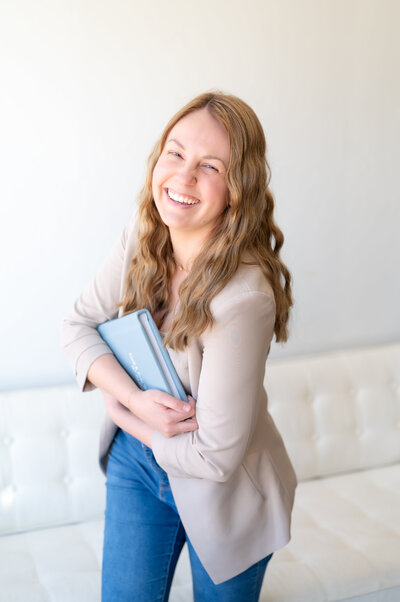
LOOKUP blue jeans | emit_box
[102,429,273,601]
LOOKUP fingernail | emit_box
[184,404,191,412]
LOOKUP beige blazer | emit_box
[61,213,297,584]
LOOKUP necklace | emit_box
[176,262,188,273]
[173,254,189,273]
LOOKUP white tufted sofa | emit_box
[1,342,399,601]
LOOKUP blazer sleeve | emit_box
[152,290,276,482]
[61,220,133,392]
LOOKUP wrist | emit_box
[142,425,155,448]
[127,387,141,415]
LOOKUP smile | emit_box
[167,188,201,205]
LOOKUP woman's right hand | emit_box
[128,390,198,438]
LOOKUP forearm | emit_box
[87,353,140,411]
[91,355,198,441]
[105,395,154,448]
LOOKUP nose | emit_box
[176,161,197,184]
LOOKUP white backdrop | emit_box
[1,0,399,390]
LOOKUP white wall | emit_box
[1,0,399,390]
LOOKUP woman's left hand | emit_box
[128,388,198,438]
[101,389,198,443]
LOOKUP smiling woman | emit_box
[152,108,231,252]
[61,91,296,601]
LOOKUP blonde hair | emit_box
[118,91,293,350]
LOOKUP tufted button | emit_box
[3,436,13,446]
[60,429,69,438]
[64,476,73,485]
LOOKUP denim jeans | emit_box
[102,429,273,602]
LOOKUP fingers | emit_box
[132,390,198,438]
[153,391,196,414]
[176,397,198,433]
[154,392,188,412]
[167,416,199,437]
[158,394,198,437]
[163,399,196,424]
[159,413,199,438]
[181,417,199,432]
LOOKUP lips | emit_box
[166,188,201,205]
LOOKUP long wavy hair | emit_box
[118,91,293,350]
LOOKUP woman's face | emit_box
[152,108,230,241]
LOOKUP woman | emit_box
[62,91,297,601]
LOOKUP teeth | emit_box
[167,189,200,205]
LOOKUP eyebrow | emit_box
[167,138,227,170]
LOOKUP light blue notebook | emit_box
[97,309,187,402]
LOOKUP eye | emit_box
[168,150,183,159]
[202,163,219,172]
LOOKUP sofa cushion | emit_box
[266,343,400,480]
[1,464,399,602]
[0,387,105,535]
[261,463,400,601]
[0,520,103,602]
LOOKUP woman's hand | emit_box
[128,389,198,438]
